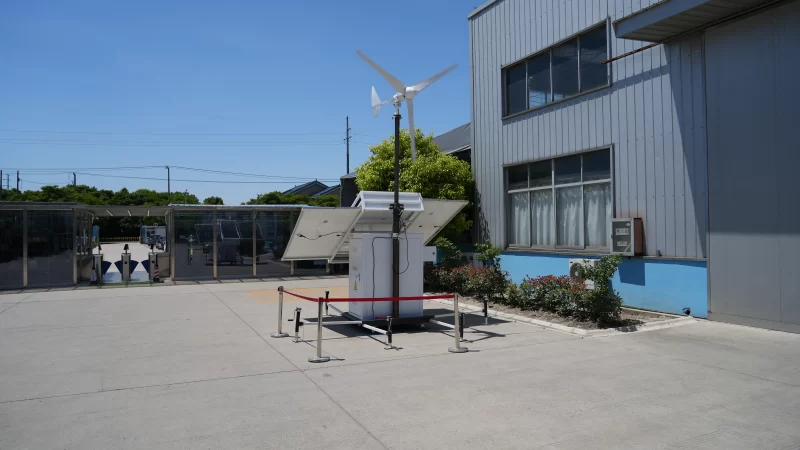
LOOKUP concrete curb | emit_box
[431,299,696,337]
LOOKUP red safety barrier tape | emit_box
[281,290,454,303]
[281,290,319,301]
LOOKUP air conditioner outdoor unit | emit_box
[463,252,483,268]
[569,258,598,288]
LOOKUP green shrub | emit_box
[434,237,464,269]
[504,283,525,308]
[523,275,586,315]
[443,265,472,295]
[474,241,501,269]
[513,255,624,324]
[423,264,443,291]
[573,255,623,323]
[466,267,510,302]
[575,288,623,325]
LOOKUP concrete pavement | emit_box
[1,278,798,449]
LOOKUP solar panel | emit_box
[281,191,467,263]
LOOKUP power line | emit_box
[3,165,162,172]
[5,165,341,182]
[75,172,339,184]
[19,178,66,186]
[0,139,351,148]
[169,166,330,180]
[0,128,356,137]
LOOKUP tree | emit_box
[310,195,339,207]
[203,196,224,205]
[244,191,339,207]
[355,128,473,241]
[246,191,308,205]
[2,184,201,236]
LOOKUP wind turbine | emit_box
[356,50,457,161]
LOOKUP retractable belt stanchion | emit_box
[308,297,330,363]
[449,294,469,353]
[325,291,329,316]
[293,307,302,342]
[279,289,467,358]
[459,312,466,342]
[271,286,289,338]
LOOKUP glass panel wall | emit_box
[173,211,214,279]
[0,210,24,288]
[216,211,255,278]
[76,211,94,282]
[256,210,297,278]
[28,210,74,286]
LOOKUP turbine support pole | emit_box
[391,101,403,318]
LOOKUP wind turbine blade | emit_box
[407,98,417,161]
[409,64,458,93]
[371,86,382,118]
[356,50,407,94]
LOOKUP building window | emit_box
[507,149,612,250]
[503,23,608,117]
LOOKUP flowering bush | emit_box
[424,240,623,326]
[466,267,509,301]
[510,255,623,324]
[505,283,525,309]
[447,265,473,295]
[522,275,586,316]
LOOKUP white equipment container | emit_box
[348,233,424,320]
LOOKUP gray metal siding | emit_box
[705,0,800,332]
[470,0,708,258]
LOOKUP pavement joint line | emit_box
[0,368,303,405]
[203,285,390,450]
[0,293,35,316]
[0,318,207,336]
[669,356,800,390]
[299,333,586,373]
[599,335,800,390]
[18,290,207,304]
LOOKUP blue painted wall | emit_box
[500,252,708,317]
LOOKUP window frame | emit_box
[505,147,614,253]
[501,20,611,119]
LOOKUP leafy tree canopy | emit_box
[244,191,339,207]
[1,185,199,206]
[202,196,224,205]
[355,128,474,240]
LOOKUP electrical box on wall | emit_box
[610,218,643,256]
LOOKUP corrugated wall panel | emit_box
[470,0,709,259]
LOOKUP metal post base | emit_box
[271,332,289,338]
[308,356,331,363]
[448,346,469,353]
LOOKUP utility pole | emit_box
[73,173,76,186]
[0,170,3,200]
[345,116,352,173]
[16,171,20,191]
[165,165,170,203]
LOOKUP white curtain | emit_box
[509,192,530,246]
[557,187,581,246]
[584,183,611,248]
[531,190,553,245]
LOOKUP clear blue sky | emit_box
[0,1,474,204]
